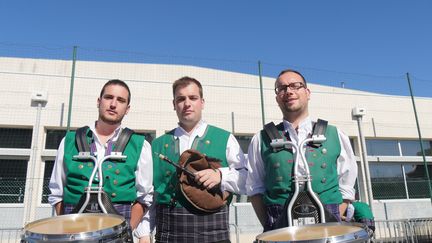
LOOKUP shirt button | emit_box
[321,178,327,183]
[321,163,327,169]
[111,192,117,198]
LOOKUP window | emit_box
[366,139,399,156]
[370,163,405,199]
[41,161,55,203]
[404,164,432,199]
[45,129,67,149]
[370,162,432,200]
[0,159,28,203]
[400,140,432,156]
[234,135,253,154]
[349,138,356,155]
[0,128,32,148]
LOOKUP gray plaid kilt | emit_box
[64,203,132,222]
[155,204,230,243]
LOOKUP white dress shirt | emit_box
[48,123,154,208]
[246,116,357,201]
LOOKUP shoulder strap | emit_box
[75,126,91,152]
[114,127,134,153]
[264,122,282,140]
[312,119,328,137]
[311,119,328,146]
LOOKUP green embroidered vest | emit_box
[63,128,145,204]
[152,125,230,207]
[261,122,342,206]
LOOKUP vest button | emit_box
[78,164,84,169]
[107,164,112,169]
[205,140,211,145]
[164,144,169,148]
[87,163,93,167]
[115,169,120,175]
[321,163,327,169]
[111,192,116,197]
[322,148,327,154]
[276,176,283,182]
[113,180,118,185]
[321,178,327,183]
[166,171,172,177]
[273,163,280,168]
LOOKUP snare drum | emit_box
[21,213,130,242]
[256,222,369,243]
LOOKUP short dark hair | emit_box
[100,79,131,104]
[275,69,307,88]
[172,76,203,98]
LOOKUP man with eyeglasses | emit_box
[246,69,358,231]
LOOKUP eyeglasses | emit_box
[275,82,306,94]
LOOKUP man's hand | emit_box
[138,235,151,243]
[130,202,146,230]
[194,168,221,190]
[54,201,64,215]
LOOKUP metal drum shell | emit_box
[21,213,129,243]
[256,222,369,243]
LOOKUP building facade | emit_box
[0,57,431,229]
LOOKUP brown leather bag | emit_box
[178,149,230,213]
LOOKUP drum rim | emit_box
[256,222,369,243]
[22,213,127,241]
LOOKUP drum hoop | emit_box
[22,213,127,241]
[256,222,369,243]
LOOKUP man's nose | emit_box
[110,99,118,107]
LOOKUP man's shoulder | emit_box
[207,124,230,135]
[152,129,176,142]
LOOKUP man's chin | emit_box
[100,116,122,125]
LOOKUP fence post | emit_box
[67,46,78,131]
[258,61,265,126]
[406,72,432,203]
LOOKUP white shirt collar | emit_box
[90,121,122,144]
[282,116,312,143]
[174,120,207,139]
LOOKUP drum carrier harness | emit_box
[71,126,134,215]
[265,119,337,227]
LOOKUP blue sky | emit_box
[1,1,431,97]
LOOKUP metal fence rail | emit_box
[0,228,21,243]
[373,218,432,243]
